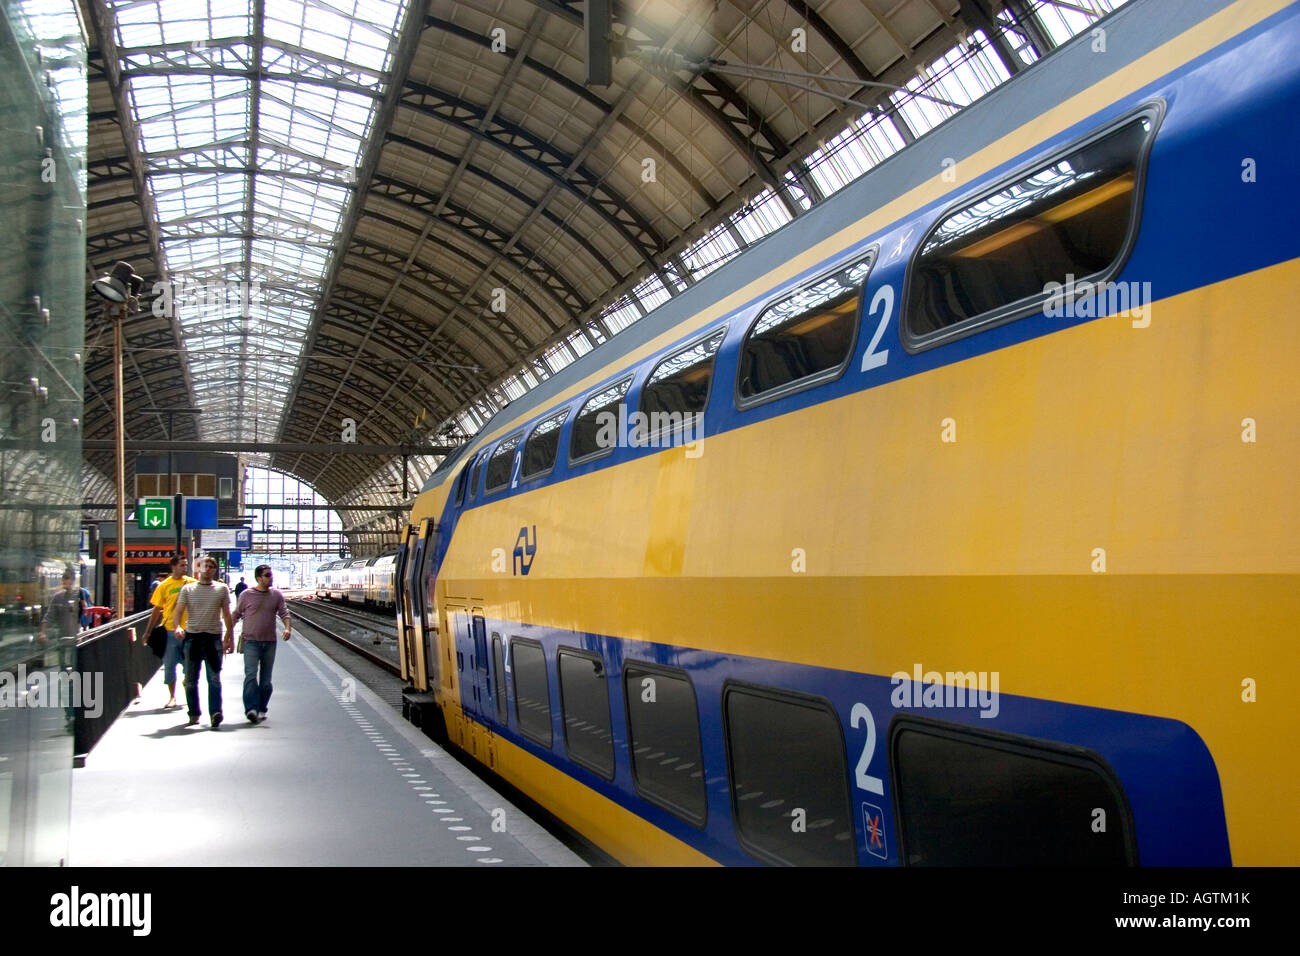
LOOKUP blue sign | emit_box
[228,550,242,569]
[235,527,252,549]
[184,497,218,529]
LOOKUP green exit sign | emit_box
[138,497,173,530]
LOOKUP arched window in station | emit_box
[241,467,347,587]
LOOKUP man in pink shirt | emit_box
[232,565,291,724]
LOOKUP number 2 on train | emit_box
[851,702,884,794]
[860,285,893,372]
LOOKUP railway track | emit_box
[288,599,400,675]
[298,599,398,639]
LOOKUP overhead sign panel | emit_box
[184,497,219,529]
[137,497,172,530]
[202,527,252,550]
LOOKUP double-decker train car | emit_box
[316,554,398,610]
[395,0,1299,866]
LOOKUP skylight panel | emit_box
[109,0,410,444]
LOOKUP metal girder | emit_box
[1002,0,1056,58]
[523,0,798,209]
[283,376,429,449]
[116,35,385,98]
[382,134,622,284]
[958,0,1028,75]
[322,286,505,389]
[334,263,522,384]
[275,0,427,454]
[396,80,667,269]
[352,207,574,333]
[343,231,553,358]
[83,16,198,410]
[368,179,589,315]
[423,13,715,210]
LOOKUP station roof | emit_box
[80,0,1121,546]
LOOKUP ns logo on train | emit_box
[489,526,537,575]
[513,525,536,576]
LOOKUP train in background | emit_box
[392,0,1300,866]
[0,551,71,629]
[315,553,397,610]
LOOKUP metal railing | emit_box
[71,610,156,763]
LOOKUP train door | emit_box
[462,608,495,723]
[447,606,497,765]
[395,526,415,682]
[399,519,434,690]
[418,520,440,694]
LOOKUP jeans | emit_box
[183,632,223,719]
[162,629,186,686]
[242,640,277,715]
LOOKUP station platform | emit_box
[69,633,584,867]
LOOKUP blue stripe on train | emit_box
[451,615,1230,866]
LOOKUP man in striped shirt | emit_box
[174,555,234,728]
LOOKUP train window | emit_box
[722,683,856,866]
[624,663,706,827]
[638,329,725,443]
[467,455,483,501]
[558,649,615,780]
[453,466,467,505]
[889,716,1137,866]
[492,634,507,724]
[484,433,523,494]
[472,614,488,674]
[904,107,1159,349]
[569,376,632,464]
[738,252,875,405]
[511,639,551,748]
[521,407,570,481]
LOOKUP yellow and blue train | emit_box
[394,0,1299,865]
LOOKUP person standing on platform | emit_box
[232,565,291,724]
[144,555,194,709]
[233,576,248,598]
[39,568,85,643]
[174,555,234,729]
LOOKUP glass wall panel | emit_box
[0,0,87,866]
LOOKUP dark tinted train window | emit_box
[468,456,483,501]
[492,634,507,724]
[723,685,855,866]
[639,330,725,437]
[511,639,551,747]
[521,407,569,480]
[569,376,632,462]
[739,253,874,402]
[558,650,615,780]
[890,717,1136,866]
[472,614,487,674]
[484,432,522,493]
[906,111,1155,344]
[453,467,467,504]
[625,663,706,826]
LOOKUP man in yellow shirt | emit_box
[145,554,195,708]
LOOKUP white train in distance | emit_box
[314,553,397,611]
